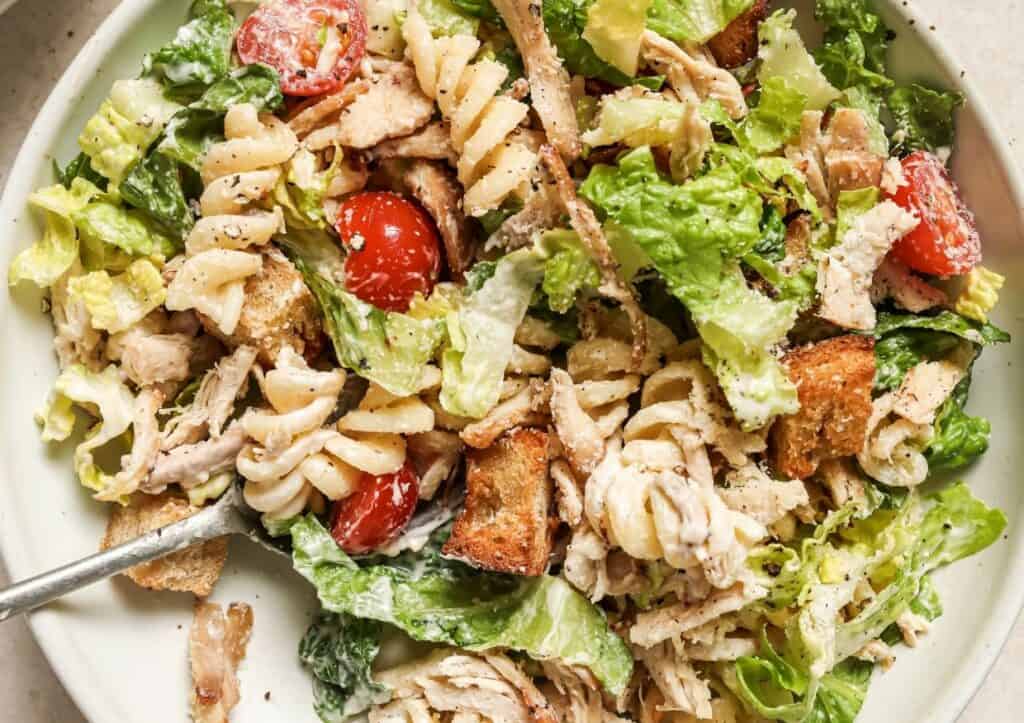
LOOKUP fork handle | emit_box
[0,498,242,622]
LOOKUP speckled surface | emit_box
[0,1,1021,721]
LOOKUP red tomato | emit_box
[236,0,366,97]
[337,192,442,312]
[330,461,420,554]
[887,150,981,277]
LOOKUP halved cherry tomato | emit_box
[236,0,367,97]
[886,150,981,277]
[336,192,442,312]
[330,461,420,554]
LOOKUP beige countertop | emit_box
[0,0,1022,721]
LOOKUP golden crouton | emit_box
[101,492,228,597]
[443,428,554,576]
[770,335,875,480]
[199,247,324,366]
[708,0,769,68]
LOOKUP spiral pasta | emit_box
[402,1,538,216]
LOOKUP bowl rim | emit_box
[1,1,1023,722]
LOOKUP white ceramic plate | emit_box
[1,1,1023,722]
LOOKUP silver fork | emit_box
[0,482,286,623]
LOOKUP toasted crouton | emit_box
[443,428,554,576]
[199,247,323,366]
[101,492,228,597]
[770,335,875,479]
[708,0,769,68]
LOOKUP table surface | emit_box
[1,0,1022,721]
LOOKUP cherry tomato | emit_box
[887,150,981,277]
[236,0,367,97]
[337,192,442,312]
[330,461,420,554]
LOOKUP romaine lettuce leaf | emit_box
[925,373,991,471]
[78,79,183,187]
[441,248,545,418]
[834,186,880,242]
[72,201,177,261]
[299,612,391,722]
[707,142,822,221]
[143,0,236,102]
[540,230,600,314]
[293,258,446,397]
[67,259,166,333]
[955,266,1005,324]
[120,151,194,236]
[837,87,889,156]
[736,77,808,154]
[887,84,964,155]
[420,0,480,36]
[158,64,284,171]
[646,0,756,44]
[581,95,689,148]
[581,147,797,428]
[55,153,108,191]
[8,179,104,288]
[542,0,633,86]
[290,514,634,696]
[758,10,840,111]
[814,0,894,104]
[582,0,652,77]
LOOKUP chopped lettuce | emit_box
[78,79,183,187]
[293,257,446,397]
[8,179,104,288]
[142,0,236,102]
[274,147,339,230]
[67,259,166,333]
[837,87,889,156]
[299,612,391,722]
[708,142,822,221]
[441,248,545,418]
[419,0,480,37]
[290,515,634,696]
[159,63,284,171]
[736,77,808,154]
[45,365,135,496]
[542,0,634,86]
[120,151,193,236]
[758,10,840,111]
[925,372,991,472]
[582,95,688,148]
[582,0,652,77]
[814,0,894,99]
[835,187,880,242]
[540,230,600,314]
[887,84,964,155]
[646,0,756,44]
[72,201,177,261]
[955,266,1005,324]
[581,147,798,428]
[55,153,108,191]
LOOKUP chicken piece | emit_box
[190,601,253,723]
[550,368,606,478]
[630,581,765,648]
[542,146,647,367]
[872,257,949,313]
[539,662,628,723]
[402,160,477,276]
[372,121,458,166]
[707,0,769,68]
[892,358,965,426]
[108,322,194,388]
[818,200,920,330]
[407,430,464,500]
[634,641,712,720]
[305,64,434,150]
[785,111,831,218]
[198,248,323,367]
[719,464,810,526]
[101,492,229,597]
[149,420,248,492]
[443,428,554,576]
[162,346,258,450]
[490,0,581,159]
[103,388,166,501]
[288,80,370,137]
[485,177,562,252]
[642,30,748,119]
[460,379,550,449]
[816,457,867,508]
[825,108,885,196]
[770,335,876,480]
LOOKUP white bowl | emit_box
[1,1,1022,722]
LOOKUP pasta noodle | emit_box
[402,1,538,216]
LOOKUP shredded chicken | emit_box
[190,601,253,723]
[641,30,747,119]
[403,160,476,276]
[542,145,647,367]
[148,420,248,492]
[634,642,712,720]
[719,464,811,526]
[288,80,370,137]
[630,580,767,648]
[854,639,895,670]
[872,257,949,313]
[818,200,920,330]
[108,319,194,389]
[491,0,581,159]
[826,108,885,196]
[102,388,165,501]
[786,111,831,218]
[540,662,629,723]
[460,378,550,449]
[485,177,563,252]
[407,430,464,500]
[550,368,606,478]
[162,345,258,451]
[816,457,867,508]
[50,267,104,371]
[373,121,459,166]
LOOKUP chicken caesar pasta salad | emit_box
[7,0,1013,720]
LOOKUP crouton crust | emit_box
[443,428,554,576]
[708,0,769,69]
[770,335,875,479]
[199,247,324,366]
[101,492,228,597]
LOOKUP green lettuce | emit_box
[299,612,391,722]
[420,0,480,36]
[67,259,166,333]
[158,63,284,171]
[582,0,652,76]
[646,0,756,44]
[72,201,177,261]
[290,515,634,696]
[143,0,236,102]
[887,84,964,155]
[540,230,600,314]
[441,249,545,418]
[293,258,446,397]
[581,147,798,428]
[814,0,893,98]
[837,87,889,156]
[274,147,341,231]
[925,373,991,471]
[758,10,840,111]
[707,142,822,221]
[542,0,634,86]
[8,179,104,288]
[120,151,193,236]
[78,79,183,187]
[835,186,880,242]
[582,95,689,148]
[55,153,108,191]
[734,77,808,154]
